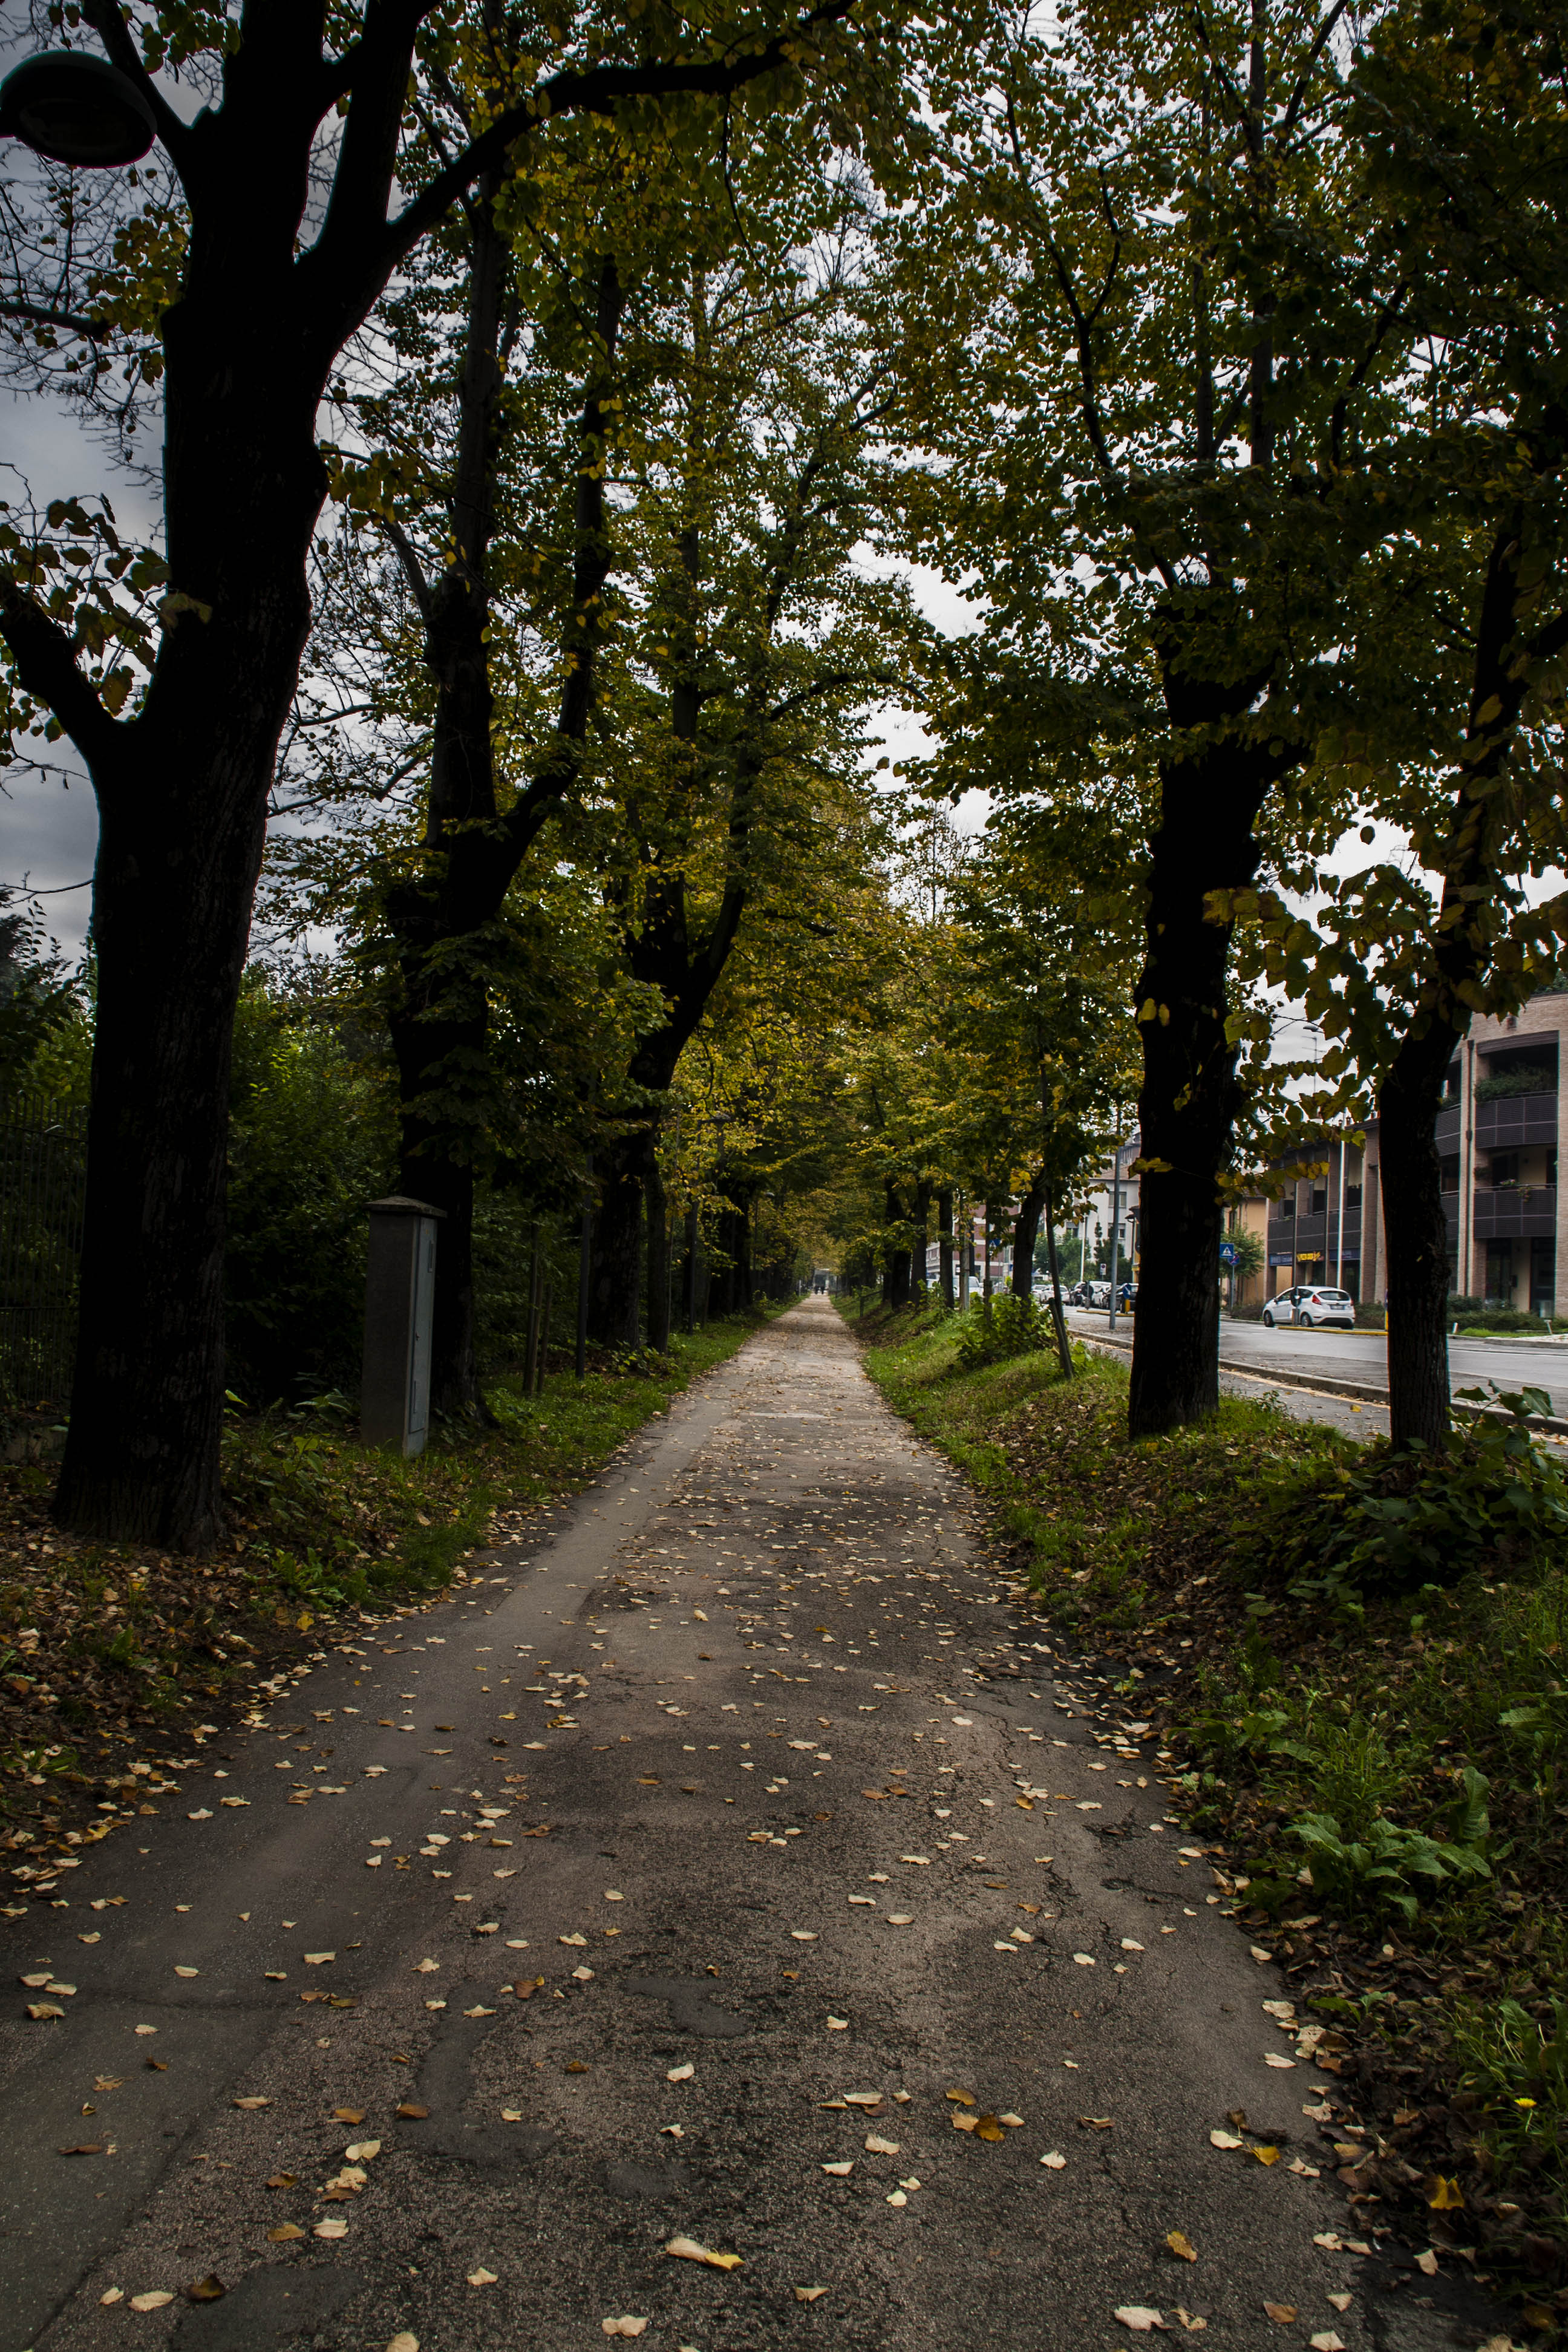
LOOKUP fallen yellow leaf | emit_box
[1166,2232,1197,2264]
[1264,2304,1298,2324]
[665,2236,743,2271]
[1424,2174,1465,2210]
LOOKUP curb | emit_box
[1073,1328,1568,1440]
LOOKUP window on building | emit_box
[1489,1151,1520,1189]
[1273,1196,1295,1223]
[1439,1157,1460,1192]
[1530,1236,1556,1316]
[1344,1183,1362,1209]
[1311,1187,1327,1214]
[1443,1060,1462,1103]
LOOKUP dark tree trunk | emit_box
[1375,514,1540,1449]
[1378,1036,1455,1450]
[912,1181,931,1299]
[588,1133,646,1348]
[646,1161,671,1356]
[1044,1186,1074,1378]
[47,357,325,1542]
[710,1208,738,1316]
[682,1202,699,1333]
[735,1197,754,1310]
[382,241,626,1417]
[1011,1171,1047,1300]
[54,675,294,1541]
[938,1187,955,1310]
[387,1001,488,1422]
[1129,655,1293,1439]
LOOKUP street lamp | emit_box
[0,50,156,166]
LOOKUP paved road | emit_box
[2,1302,1501,2351]
[1070,1310,1567,1415]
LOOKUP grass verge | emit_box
[0,1311,771,1897]
[852,1295,1568,2326]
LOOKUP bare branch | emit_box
[0,299,110,339]
[1281,0,1351,135]
[80,0,200,172]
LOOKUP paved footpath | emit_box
[1,1301,1506,2352]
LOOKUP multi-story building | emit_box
[1258,987,1565,1318]
[1436,992,1562,1315]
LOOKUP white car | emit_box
[1263,1285,1355,1331]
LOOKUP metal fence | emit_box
[0,1093,87,1411]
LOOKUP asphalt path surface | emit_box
[1,1301,1506,2351]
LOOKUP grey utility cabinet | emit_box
[361,1196,444,1455]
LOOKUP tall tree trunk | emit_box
[1129,658,1290,1438]
[1044,1186,1074,1378]
[1011,1170,1047,1299]
[938,1187,955,1310]
[588,1134,646,1347]
[44,365,325,1541]
[682,1202,699,1333]
[1378,1034,1455,1451]
[646,1160,671,1356]
[387,1002,485,1423]
[706,1209,728,1318]
[736,1196,754,1309]
[382,241,626,1417]
[912,1180,931,1299]
[53,700,289,1543]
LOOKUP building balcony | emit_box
[1475,1092,1558,1149]
[1472,1186,1558,1241]
[1435,1103,1462,1148]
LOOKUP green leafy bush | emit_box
[1289,1799,1492,1924]
[955,1293,1050,1368]
[224,979,395,1403]
[1474,1065,1555,1103]
[1233,1387,1568,1596]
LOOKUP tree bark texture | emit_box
[1377,1040,1455,1450]
[1374,515,1552,1448]
[1011,1170,1047,1300]
[384,235,625,1417]
[587,1132,647,1349]
[682,1203,700,1332]
[1044,1186,1074,1378]
[1129,650,1293,1440]
[646,1162,671,1356]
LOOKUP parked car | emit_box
[1262,1284,1355,1330]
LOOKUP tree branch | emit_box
[80,0,199,172]
[0,299,110,338]
[0,574,123,771]
[1281,0,1350,135]
[381,0,859,270]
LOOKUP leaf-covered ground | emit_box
[853,1299,1568,2331]
[0,1315,770,1907]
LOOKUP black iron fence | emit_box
[0,1093,86,1411]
